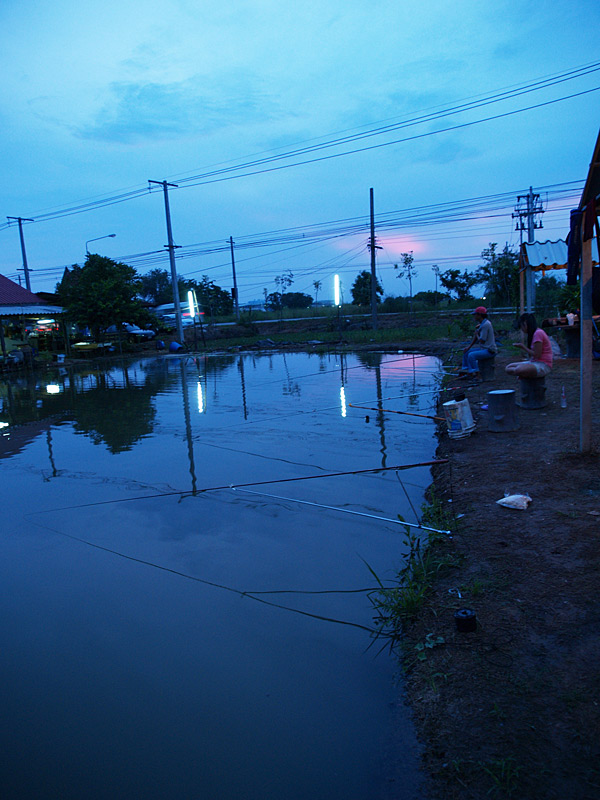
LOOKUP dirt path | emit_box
[385,351,600,799]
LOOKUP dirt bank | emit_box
[385,349,600,799]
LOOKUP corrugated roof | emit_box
[0,304,63,316]
[0,273,45,305]
[522,239,599,269]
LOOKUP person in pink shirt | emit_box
[506,313,553,378]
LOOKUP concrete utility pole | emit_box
[513,187,544,312]
[368,188,381,331]
[149,180,184,343]
[229,236,240,321]
[7,216,34,292]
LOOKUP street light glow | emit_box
[334,274,341,307]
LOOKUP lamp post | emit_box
[85,233,116,254]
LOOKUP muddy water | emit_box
[0,351,442,799]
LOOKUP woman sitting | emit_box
[506,313,553,378]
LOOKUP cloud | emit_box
[76,73,278,143]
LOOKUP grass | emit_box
[368,488,459,641]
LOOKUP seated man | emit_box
[459,306,497,377]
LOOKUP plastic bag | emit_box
[496,493,532,510]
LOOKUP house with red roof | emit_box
[0,273,63,358]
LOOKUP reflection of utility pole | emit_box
[229,237,240,322]
[374,364,387,468]
[238,356,248,420]
[7,216,34,291]
[180,360,197,494]
[149,180,184,342]
[513,187,544,312]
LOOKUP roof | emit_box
[521,238,599,270]
[0,273,47,305]
[579,126,600,211]
[0,273,63,315]
[0,304,64,317]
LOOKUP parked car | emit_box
[106,323,155,340]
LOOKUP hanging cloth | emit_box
[566,209,582,285]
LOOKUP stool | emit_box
[477,355,496,382]
[516,376,546,409]
[487,389,519,431]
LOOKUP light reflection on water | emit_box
[0,351,442,799]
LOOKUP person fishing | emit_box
[505,313,553,377]
[458,306,497,378]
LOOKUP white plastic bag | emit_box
[496,493,532,510]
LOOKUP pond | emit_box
[0,350,443,799]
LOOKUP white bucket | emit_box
[443,398,475,439]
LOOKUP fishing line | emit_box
[349,403,445,421]
[26,516,388,635]
[28,461,448,515]
[231,487,452,536]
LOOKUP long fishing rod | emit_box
[349,403,445,422]
[31,460,449,515]
[233,487,453,536]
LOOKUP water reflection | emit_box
[0,351,442,800]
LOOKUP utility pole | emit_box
[432,264,440,307]
[149,180,183,343]
[513,187,544,312]
[7,216,34,292]
[229,236,240,321]
[368,188,381,330]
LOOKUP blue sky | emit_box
[1,0,599,303]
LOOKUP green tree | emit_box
[351,270,383,306]
[394,252,417,310]
[438,268,481,301]
[313,280,322,304]
[281,292,313,309]
[475,243,519,306]
[56,255,145,340]
[193,275,233,317]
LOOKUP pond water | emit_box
[0,350,443,800]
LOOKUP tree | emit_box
[265,291,283,310]
[193,275,233,317]
[475,243,519,307]
[394,252,417,310]
[438,268,481,301]
[274,271,294,294]
[351,270,383,306]
[281,292,313,309]
[56,254,145,340]
[313,280,322,305]
[139,268,174,305]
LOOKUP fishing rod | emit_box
[349,403,445,422]
[233,487,453,536]
[31,460,449,514]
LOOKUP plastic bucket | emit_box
[442,398,475,439]
[56,354,65,364]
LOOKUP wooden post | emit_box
[580,234,593,453]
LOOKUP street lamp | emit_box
[85,233,116,254]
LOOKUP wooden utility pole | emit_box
[7,216,34,292]
[229,236,240,321]
[369,188,378,331]
[149,180,183,343]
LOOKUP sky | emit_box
[0,0,599,305]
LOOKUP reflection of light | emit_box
[188,290,196,320]
[340,386,347,417]
[197,381,204,413]
[0,421,9,429]
[334,274,341,307]
[46,384,60,394]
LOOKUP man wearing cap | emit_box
[459,306,497,377]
